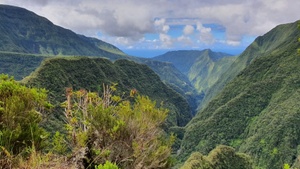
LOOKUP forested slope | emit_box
[200,20,300,110]
[23,57,193,128]
[179,20,300,169]
[0,5,125,58]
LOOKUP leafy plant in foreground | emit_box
[62,84,174,168]
[0,74,52,167]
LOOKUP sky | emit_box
[0,0,299,57]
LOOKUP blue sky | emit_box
[1,0,299,57]
[122,23,256,57]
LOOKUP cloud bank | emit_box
[1,0,299,49]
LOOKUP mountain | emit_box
[0,52,45,80]
[0,4,129,81]
[0,5,199,127]
[23,57,193,129]
[153,49,233,75]
[0,4,197,114]
[179,20,300,168]
[141,59,203,115]
[0,5,125,58]
[152,50,236,104]
[200,20,300,110]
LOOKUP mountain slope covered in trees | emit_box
[199,20,300,110]
[0,4,197,115]
[2,4,300,168]
[179,20,300,169]
[0,52,45,80]
[23,57,193,128]
[0,5,126,58]
[142,59,202,115]
[152,49,236,94]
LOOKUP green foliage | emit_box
[0,4,194,131]
[95,161,119,169]
[0,5,125,59]
[201,20,300,110]
[0,5,195,125]
[24,57,192,129]
[180,145,253,169]
[51,131,67,154]
[152,49,236,111]
[0,74,51,166]
[179,20,300,169]
[208,145,252,169]
[180,152,212,169]
[62,87,174,168]
[144,59,202,115]
[0,52,45,80]
[283,163,291,169]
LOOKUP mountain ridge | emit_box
[23,57,193,128]
[0,4,126,58]
[152,49,236,110]
[179,20,300,168]
[199,20,300,110]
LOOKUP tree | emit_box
[63,84,174,168]
[0,74,51,166]
[180,145,253,169]
[180,152,212,169]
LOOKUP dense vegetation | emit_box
[0,52,46,80]
[1,4,300,169]
[180,145,252,169]
[152,49,235,95]
[0,5,126,58]
[23,57,192,129]
[0,5,199,117]
[0,74,174,168]
[0,74,51,168]
[200,20,300,110]
[143,59,202,115]
[179,20,300,168]
[152,49,236,112]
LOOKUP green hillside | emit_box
[200,20,300,110]
[188,51,236,93]
[0,4,196,113]
[0,5,125,58]
[0,52,45,80]
[152,50,214,75]
[179,20,300,168]
[1,4,300,169]
[23,57,193,128]
[152,49,235,99]
[142,59,203,115]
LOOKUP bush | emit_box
[95,161,119,169]
[62,85,174,168]
[0,74,51,167]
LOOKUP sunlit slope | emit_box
[180,20,300,168]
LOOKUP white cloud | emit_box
[196,22,215,44]
[159,33,173,48]
[177,36,193,46]
[226,40,241,46]
[154,18,166,27]
[162,25,170,33]
[183,25,194,35]
[1,0,300,49]
[154,18,170,33]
